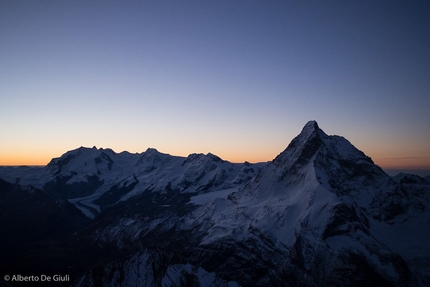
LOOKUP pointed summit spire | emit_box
[301,120,320,136]
[304,120,319,129]
[272,121,327,171]
[292,120,325,147]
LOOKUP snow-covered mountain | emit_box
[0,147,264,219]
[0,121,429,286]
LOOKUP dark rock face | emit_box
[43,173,104,199]
[94,177,139,208]
[322,203,369,239]
[0,178,91,276]
[0,121,429,286]
[75,248,237,287]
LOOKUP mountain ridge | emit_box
[0,121,429,286]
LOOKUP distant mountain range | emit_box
[1,121,429,286]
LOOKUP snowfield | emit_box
[1,121,429,286]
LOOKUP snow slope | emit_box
[0,147,265,218]
[1,121,429,286]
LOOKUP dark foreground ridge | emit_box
[0,121,429,286]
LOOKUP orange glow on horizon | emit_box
[372,157,430,170]
[0,154,51,166]
[0,148,275,166]
[2,150,430,171]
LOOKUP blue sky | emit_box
[1,1,429,172]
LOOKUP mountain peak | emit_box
[280,121,327,155]
[144,147,160,155]
[272,120,325,166]
[297,120,324,139]
[298,119,322,137]
[303,120,319,131]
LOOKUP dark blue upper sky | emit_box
[1,0,429,170]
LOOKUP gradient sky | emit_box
[1,1,429,172]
